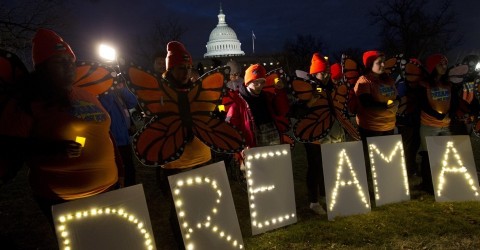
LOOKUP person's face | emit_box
[247,78,265,94]
[314,70,330,84]
[371,56,386,75]
[153,57,165,74]
[230,73,239,81]
[435,59,448,75]
[44,54,76,89]
[171,63,192,84]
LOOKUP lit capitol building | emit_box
[199,4,280,74]
[204,5,245,58]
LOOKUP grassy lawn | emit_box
[1,136,480,249]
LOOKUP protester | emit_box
[225,63,289,148]
[292,53,346,215]
[417,54,455,194]
[354,50,398,197]
[98,82,138,186]
[159,41,213,250]
[0,28,120,222]
[225,59,244,91]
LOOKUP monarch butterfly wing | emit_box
[190,67,245,153]
[341,55,360,87]
[120,61,169,116]
[281,133,296,150]
[404,60,424,87]
[74,61,117,95]
[133,115,187,166]
[0,49,28,112]
[332,83,360,140]
[290,77,315,101]
[293,91,332,142]
[474,117,480,138]
[448,64,469,85]
[264,68,287,94]
[120,60,187,165]
[384,56,398,76]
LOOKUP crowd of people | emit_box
[1,27,479,249]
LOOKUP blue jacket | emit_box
[99,87,138,146]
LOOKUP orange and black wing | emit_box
[332,83,360,140]
[74,61,117,96]
[341,55,360,87]
[290,77,332,142]
[120,61,187,166]
[189,66,245,153]
[264,68,289,94]
[265,68,291,132]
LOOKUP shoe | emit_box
[309,202,326,215]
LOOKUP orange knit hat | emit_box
[426,54,447,74]
[330,63,343,81]
[309,53,329,74]
[165,41,192,70]
[32,28,76,68]
[362,50,384,69]
[244,64,266,85]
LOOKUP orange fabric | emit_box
[362,50,384,69]
[162,137,212,169]
[165,41,192,70]
[425,54,447,74]
[420,83,451,127]
[354,74,397,131]
[330,63,342,81]
[32,28,76,67]
[0,87,117,200]
[244,64,266,85]
[309,53,328,74]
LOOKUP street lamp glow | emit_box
[98,44,117,62]
[475,62,480,72]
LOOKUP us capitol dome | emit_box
[204,5,245,58]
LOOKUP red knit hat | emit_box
[362,50,384,69]
[165,41,192,70]
[32,28,76,68]
[426,54,448,73]
[330,63,343,81]
[309,53,329,74]
[244,64,266,85]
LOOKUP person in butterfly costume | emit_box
[417,54,458,194]
[354,50,399,195]
[291,54,347,215]
[0,28,120,222]
[225,63,290,150]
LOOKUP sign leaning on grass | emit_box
[426,135,480,202]
[52,184,156,250]
[168,161,244,249]
[367,134,410,206]
[243,144,297,235]
[322,141,371,221]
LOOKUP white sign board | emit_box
[243,144,297,235]
[425,135,480,202]
[367,134,410,206]
[52,184,156,250]
[168,161,244,249]
[321,141,371,221]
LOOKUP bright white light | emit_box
[98,44,117,62]
[475,62,480,72]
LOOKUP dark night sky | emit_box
[37,0,480,64]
